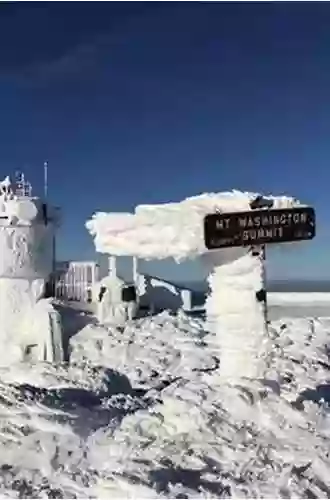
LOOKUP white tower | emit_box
[0,173,60,364]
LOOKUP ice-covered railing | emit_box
[86,190,305,381]
[86,191,301,261]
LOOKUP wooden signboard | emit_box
[204,206,315,250]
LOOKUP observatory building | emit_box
[0,172,62,364]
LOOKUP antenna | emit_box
[44,161,48,199]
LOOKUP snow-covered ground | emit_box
[0,296,329,498]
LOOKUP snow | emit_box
[205,251,268,379]
[0,301,329,497]
[0,224,54,279]
[0,175,12,191]
[94,275,138,326]
[20,299,64,363]
[86,191,301,261]
[0,186,325,496]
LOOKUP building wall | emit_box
[0,224,55,279]
[0,192,59,364]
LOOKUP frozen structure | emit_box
[92,255,139,325]
[98,254,198,314]
[136,273,194,312]
[0,173,62,365]
[52,260,98,302]
[86,191,304,380]
[94,274,139,326]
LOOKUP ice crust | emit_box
[86,191,300,261]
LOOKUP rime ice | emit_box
[87,190,306,380]
[0,174,62,364]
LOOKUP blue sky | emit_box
[0,2,328,282]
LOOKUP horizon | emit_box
[176,276,330,294]
[0,2,328,282]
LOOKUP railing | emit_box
[48,261,98,303]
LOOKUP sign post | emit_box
[203,204,316,380]
[249,197,273,329]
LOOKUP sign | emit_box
[204,207,315,250]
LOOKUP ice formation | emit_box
[86,190,300,261]
[94,275,139,326]
[87,190,303,380]
[0,176,62,365]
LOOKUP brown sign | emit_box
[204,207,315,250]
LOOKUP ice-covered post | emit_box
[202,198,270,380]
[109,255,117,278]
[249,194,275,329]
[202,246,268,379]
[132,256,139,283]
[203,202,315,379]
[86,191,315,382]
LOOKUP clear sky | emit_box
[0,2,329,282]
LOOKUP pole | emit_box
[109,255,117,278]
[132,256,138,283]
[249,196,272,331]
[261,244,268,325]
[44,161,48,199]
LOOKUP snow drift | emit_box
[0,309,329,498]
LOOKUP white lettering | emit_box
[254,216,261,227]
[216,218,230,230]
[239,217,247,228]
[300,212,307,223]
[293,213,300,224]
[247,217,254,228]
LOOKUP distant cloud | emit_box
[31,42,99,80]
[3,35,108,86]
